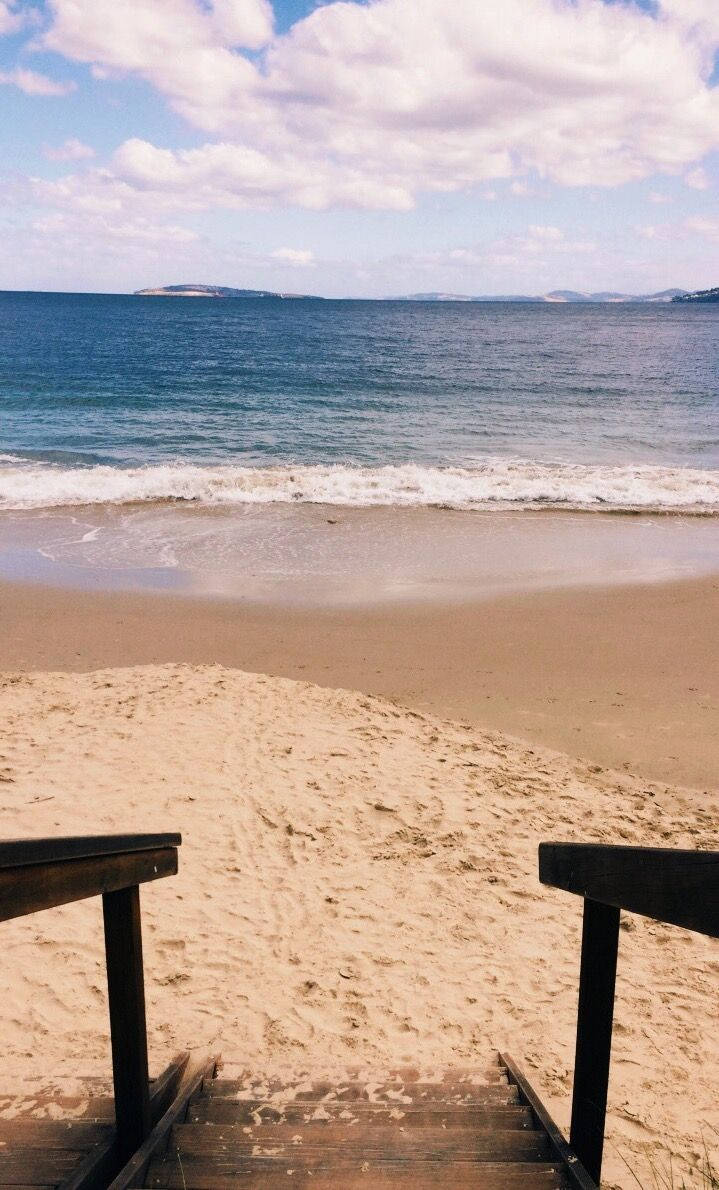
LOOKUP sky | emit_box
[0,0,718,297]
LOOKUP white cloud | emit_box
[0,66,74,95]
[14,0,719,216]
[684,215,719,241]
[44,137,95,161]
[271,247,315,265]
[685,165,709,190]
[43,0,273,127]
[0,2,25,36]
[649,190,672,204]
[0,0,709,239]
[493,225,596,259]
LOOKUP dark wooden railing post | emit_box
[569,897,620,1185]
[103,884,151,1161]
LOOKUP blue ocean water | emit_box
[0,290,718,512]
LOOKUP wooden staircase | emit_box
[129,1058,576,1189]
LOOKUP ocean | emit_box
[1,291,718,600]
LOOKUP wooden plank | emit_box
[147,1054,190,1124]
[103,886,151,1163]
[58,1055,193,1190]
[539,843,719,937]
[188,1099,534,1128]
[58,1139,121,1190]
[144,1156,568,1188]
[170,1122,550,1160]
[0,1149,87,1180]
[0,847,177,922]
[0,834,181,871]
[0,1096,115,1120]
[215,1063,506,1084]
[501,1053,597,1190]
[208,1071,507,1096]
[0,1120,112,1148]
[202,1080,518,1104]
[107,1057,218,1190]
[0,1059,189,1124]
[568,899,620,1186]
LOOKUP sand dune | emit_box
[1,663,718,1187]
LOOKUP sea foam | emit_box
[1,458,719,513]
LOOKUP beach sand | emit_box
[1,573,718,789]
[1,572,718,1187]
[0,662,718,1189]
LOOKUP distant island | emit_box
[134,284,323,299]
[671,286,719,303]
[390,289,687,303]
[134,283,704,303]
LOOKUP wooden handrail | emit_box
[539,842,719,1185]
[0,832,181,1173]
[0,832,181,870]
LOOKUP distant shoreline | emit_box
[2,287,716,302]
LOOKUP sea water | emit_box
[0,291,717,598]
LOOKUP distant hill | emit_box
[134,284,322,299]
[672,286,719,303]
[392,289,687,303]
[136,283,692,303]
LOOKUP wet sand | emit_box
[2,573,717,790]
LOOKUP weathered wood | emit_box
[0,1119,112,1148]
[0,1062,187,1128]
[0,834,181,871]
[144,1155,569,1188]
[188,1098,534,1127]
[539,843,719,937]
[107,1057,218,1190]
[207,1070,507,1096]
[0,1148,88,1179]
[0,847,177,922]
[103,885,151,1163]
[147,1054,190,1125]
[170,1122,550,1160]
[56,1056,193,1190]
[137,1064,583,1189]
[58,1139,121,1190]
[501,1053,597,1190]
[568,898,620,1186]
[203,1078,518,1104]
[0,1095,115,1120]
[215,1062,506,1084]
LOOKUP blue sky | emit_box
[1,0,718,296]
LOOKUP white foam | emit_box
[1,458,718,513]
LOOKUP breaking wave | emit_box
[1,457,719,514]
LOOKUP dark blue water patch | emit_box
[0,291,718,470]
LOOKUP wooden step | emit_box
[0,1095,115,1121]
[213,1064,507,1086]
[170,1121,551,1161]
[114,1061,582,1190]
[202,1080,518,1105]
[0,1148,89,1181]
[0,1119,113,1148]
[144,1156,568,1188]
[187,1098,534,1127]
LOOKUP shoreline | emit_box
[3,571,717,791]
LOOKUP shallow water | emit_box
[2,504,719,603]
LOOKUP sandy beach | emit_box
[0,568,717,1187]
[0,660,718,1190]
